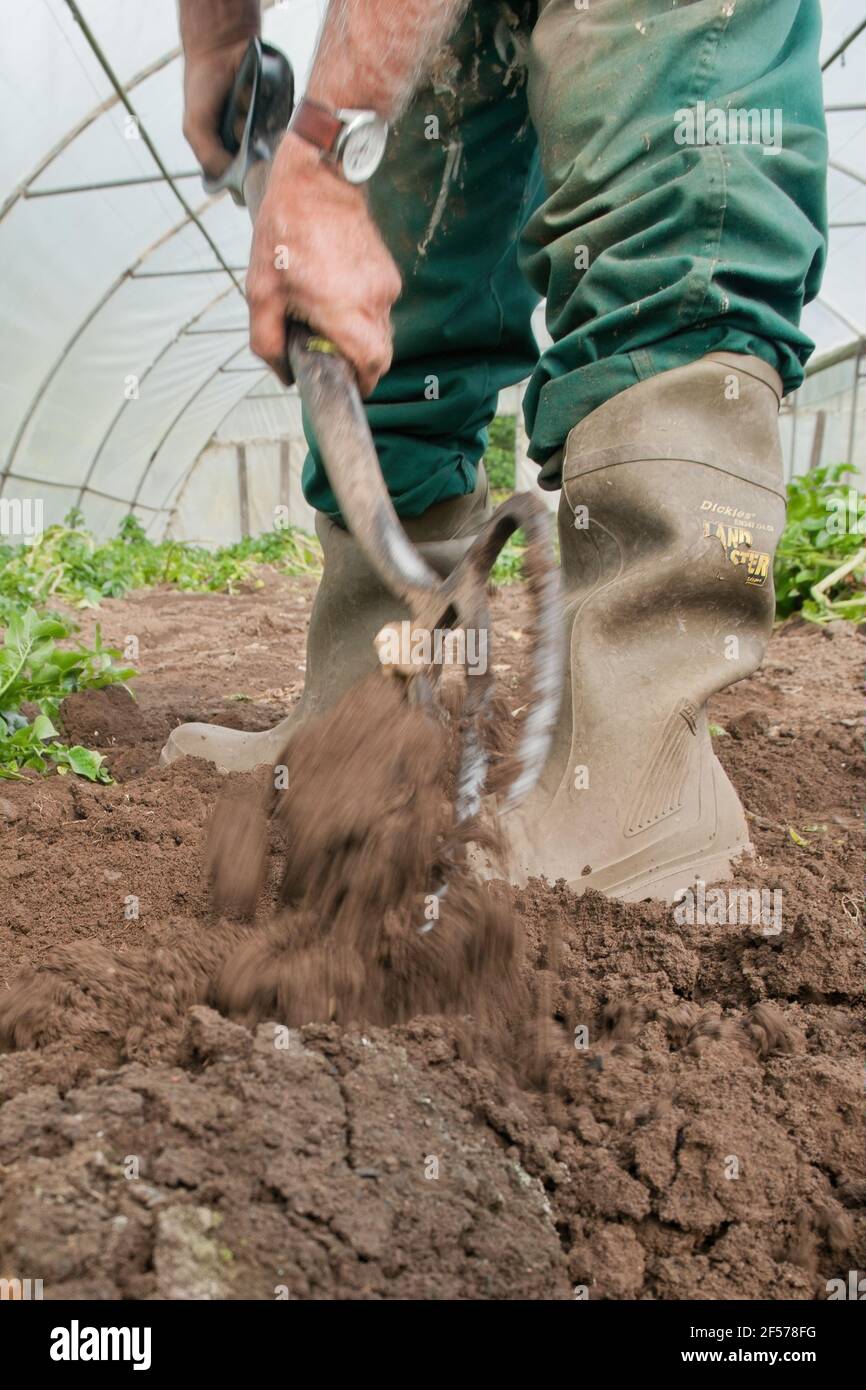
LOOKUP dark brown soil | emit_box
[0,575,863,1300]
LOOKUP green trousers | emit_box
[302,0,827,518]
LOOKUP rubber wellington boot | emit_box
[159,472,490,772]
[505,353,787,902]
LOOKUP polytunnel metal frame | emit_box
[0,0,281,524]
[791,16,866,476]
[1,0,865,533]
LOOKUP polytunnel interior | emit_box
[1,0,865,544]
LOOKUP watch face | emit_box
[341,116,388,184]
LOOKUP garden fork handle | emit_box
[243,160,441,607]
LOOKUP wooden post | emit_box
[237,443,250,538]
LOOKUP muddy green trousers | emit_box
[302,0,827,518]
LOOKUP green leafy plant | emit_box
[775,463,865,623]
[491,529,528,585]
[484,415,516,494]
[0,510,321,612]
[0,608,135,781]
[0,510,321,781]
[484,413,561,586]
[0,712,109,783]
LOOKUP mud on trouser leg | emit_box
[302,1,545,520]
[521,0,827,482]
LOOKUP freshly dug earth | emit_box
[208,674,519,1033]
[0,572,863,1300]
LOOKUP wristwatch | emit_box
[289,97,389,184]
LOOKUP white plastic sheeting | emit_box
[809,0,866,360]
[0,0,864,542]
[778,347,866,487]
[1,0,323,540]
[169,390,315,544]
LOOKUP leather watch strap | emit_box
[289,97,343,155]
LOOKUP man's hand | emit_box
[246,133,401,398]
[178,0,260,177]
[182,40,251,178]
[178,0,462,396]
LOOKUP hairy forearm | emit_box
[307,0,468,118]
[178,0,260,57]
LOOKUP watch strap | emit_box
[289,97,343,156]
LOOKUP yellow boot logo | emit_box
[703,520,771,585]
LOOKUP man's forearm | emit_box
[178,0,259,58]
[307,0,468,119]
